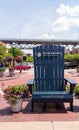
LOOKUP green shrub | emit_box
[26,56,34,62]
[74,85,79,97]
[0,67,5,72]
[66,85,70,92]
[64,54,74,61]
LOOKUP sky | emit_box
[0,0,79,40]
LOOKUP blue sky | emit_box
[0,0,79,40]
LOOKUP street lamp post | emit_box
[12,43,15,67]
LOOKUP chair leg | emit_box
[31,101,34,112]
[70,102,73,111]
[43,103,46,111]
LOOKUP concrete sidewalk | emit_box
[0,121,79,130]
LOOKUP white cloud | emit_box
[39,33,56,39]
[56,4,79,17]
[52,16,70,32]
[52,4,79,32]
[52,16,79,32]
[70,18,79,26]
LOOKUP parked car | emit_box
[14,64,31,70]
[27,62,34,68]
[22,62,28,66]
[64,62,77,69]
[22,62,34,68]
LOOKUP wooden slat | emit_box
[33,44,64,92]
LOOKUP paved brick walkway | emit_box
[0,69,34,88]
[64,69,79,84]
[0,68,79,122]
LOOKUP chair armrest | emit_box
[64,78,77,94]
[27,78,34,94]
[27,78,34,86]
[64,78,77,85]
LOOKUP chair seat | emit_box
[32,91,73,100]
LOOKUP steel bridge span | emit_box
[0,39,79,49]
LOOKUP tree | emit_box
[0,44,7,60]
[8,47,23,58]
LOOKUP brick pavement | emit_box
[0,68,79,122]
[0,69,34,88]
[64,69,79,84]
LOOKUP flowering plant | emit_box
[3,84,30,104]
[6,56,12,61]
[9,66,14,71]
[16,56,23,63]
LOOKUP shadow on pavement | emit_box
[23,101,68,114]
[0,107,12,116]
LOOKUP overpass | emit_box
[0,38,79,49]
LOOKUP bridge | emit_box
[0,38,79,49]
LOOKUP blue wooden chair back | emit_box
[33,44,64,92]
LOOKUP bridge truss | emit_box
[0,39,79,49]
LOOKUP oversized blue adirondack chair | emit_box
[30,44,77,112]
